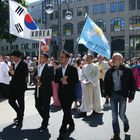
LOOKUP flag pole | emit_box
[37,40,41,98]
[70,13,88,65]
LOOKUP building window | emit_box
[50,25,58,36]
[63,9,67,18]
[77,21,85,34]
[16,45,18,50]
[100,3,106,13]
[77,7,83,16]
[129,0,136,10]
[111,18,125,32]
[63,23,73,35]
[93,4,99,14]
[137,0,140,9]
[118,1,125,11]
[68,0,73,3]
[55,11,59,19]
[129,16,140,30]
[83,6,89,15]
[50,13,54,20]
[130,36,140,50]
[95,19,106,32]
[110,2,117,12]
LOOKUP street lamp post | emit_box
[45,0,72,56]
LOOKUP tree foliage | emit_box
[0,0,27,42]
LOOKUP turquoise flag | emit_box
[78,16,110,59]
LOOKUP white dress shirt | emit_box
[38,63,46,77]
[14,59,21,70]
[62,63,69,76]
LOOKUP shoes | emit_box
[92,110,99,115]
[111,134,121,140]
[72,107,78,110]
[67,126,75,132]
[58,131,66,140]
[13,117,18,122]
[15,121,23,127]
[76,112,87,118]
[38,125,48,132]
[124,123,129,133]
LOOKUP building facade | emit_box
[43,0,140,58]
[0,0,140,59]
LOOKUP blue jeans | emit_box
[110,92,128,135]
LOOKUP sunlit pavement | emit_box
[0,89,140,140]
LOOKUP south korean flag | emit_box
[9,0,39,40]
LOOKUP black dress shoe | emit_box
[67,126,75,132]
[13,117,18,122]
[38,126,48,131]
[111,134,121,140]
[58,131,66,140]
[16,121,23,127]
[92,110,99,115]
[124,123,129,133]
[77,112,87,118]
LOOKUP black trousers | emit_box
[59,98,74,132]
[100,79,105,97]
[8,88,25,121]
[0,83,10,98]
[35,90,51,127]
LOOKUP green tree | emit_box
[0,0,27,42]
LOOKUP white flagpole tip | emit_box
[85,13,88,19]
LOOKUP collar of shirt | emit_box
[14,59,21,70]
[38,63,46,77]
[62,63,69,76]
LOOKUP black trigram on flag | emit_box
[15,23,23,33]
[15,6,24,15]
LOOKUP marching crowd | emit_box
[0,50,140,140]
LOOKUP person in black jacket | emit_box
[55,50,78,139]
[9,50,28,127]
[34,53,54,131]
[104,53,136,140]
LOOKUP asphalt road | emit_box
[0,90,140,140]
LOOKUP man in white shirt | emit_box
[0,55,10,98]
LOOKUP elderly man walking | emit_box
[104,53,136,140]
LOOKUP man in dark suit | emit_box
[55,50,78,139]
[34,53,54,131]
[9,50,28,127]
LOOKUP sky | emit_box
[26,0,40,3]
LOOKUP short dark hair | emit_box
[54,60,59,66]
[76,58,81,66]
[42,52,49,58]
[12,50,21,58]
[61,50,70,58]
